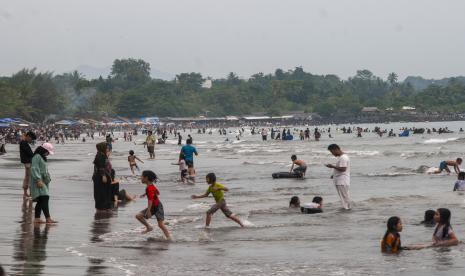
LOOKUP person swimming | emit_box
[301,196,323,214]
[421,210,436,226]
[289,196,300,208]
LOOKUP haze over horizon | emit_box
[1,0,465,80]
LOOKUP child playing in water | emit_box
[381,216,404,253]
[453,172,465,191]
[135,170,171,239]
[420,209,436,226]
[111,169,136,208]
[128,150,144,175]
[434,158,462,174]
[289,196,300,208]
[290,154,307,178]
[172,153,187,183]
[432,208,459,247]
[191,173,244,227]
[301,196,323,214]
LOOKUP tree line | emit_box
[1,58,465,122]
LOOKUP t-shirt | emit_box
[453,180,465,191]
[19,140,34,164]
[206,183,225,203]
[181,145,197,162]
[146,135,156,146]
[381,233,401,253]
[333,154,350,186]
[302,202,321,209]
[434,224,454,241]
[146,184,160,207]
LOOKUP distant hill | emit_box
[403,76,465,90]
[74,64,174,80]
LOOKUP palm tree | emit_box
[387,72,398,87]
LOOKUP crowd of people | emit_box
[2,122,463,257]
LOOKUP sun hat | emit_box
[41,142,55,155]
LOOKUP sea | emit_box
[1,121,465,275]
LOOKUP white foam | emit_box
[424,137,459,144]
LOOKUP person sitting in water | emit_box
[290,155,307,178]
[431,208,459,247]
[110,169,136,207]
[381,216,405,253]
[453,172,465,191]
[289,196,300,208]
[420,210,436,226]
[301,196,323,214]
[434,158,462,174]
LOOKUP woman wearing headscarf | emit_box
[29,143,58,224]
[93,142,113,211]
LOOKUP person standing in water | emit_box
[29,143,58,224]
[145,131,156,159]
[181,138,198,181]
[92,142,113,212]
[20,131,37,199]
[326,144,351,210]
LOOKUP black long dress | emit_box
[93,152,112,210]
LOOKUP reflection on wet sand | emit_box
[11,199,51,276]
[86,212,112,276]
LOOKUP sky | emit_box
[1,0,465,80]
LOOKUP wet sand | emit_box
[1,121,465,275]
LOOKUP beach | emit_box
[1,121,465,276]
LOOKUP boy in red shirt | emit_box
[136,170,171,240]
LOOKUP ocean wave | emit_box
[424,137,459,144]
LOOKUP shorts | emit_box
[147,145,155,153]
[140,202,164,221]
[185,160,194,168]
[439,161,447,171]
[181,169,188,178]
[207,199,232,217]
[293,166,307,176]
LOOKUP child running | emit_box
[434,158,462,174]
[432,208,459,247]
[191,173,244,227]
[135,170,171,239]
[453,172,465,191]
[128,150,144,175]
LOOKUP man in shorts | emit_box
[145,131,156,159]
[191,173,243,227]
[19,131,36,198]
[181,138,198,180]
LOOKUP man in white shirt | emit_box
[326,144,351,210]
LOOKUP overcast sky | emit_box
[1,0,465,80]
